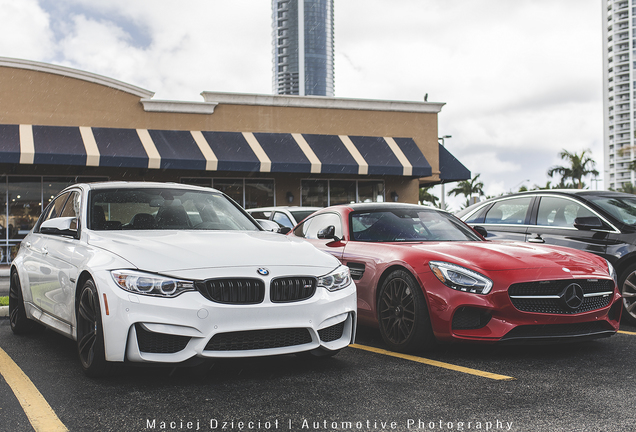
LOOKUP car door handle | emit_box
[25,242,31,249]
[528,235,544,243]
[42,246,48,255]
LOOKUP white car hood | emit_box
[86,230,338,274]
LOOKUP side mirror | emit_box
[473,225,488,238]
[573,216,604,231]
[317,225,341,242]
[40,217,79,238]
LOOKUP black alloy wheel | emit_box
[77,279,110,377]
[620,264,636,326]
[9,270,44,334]
[378,269,435,353]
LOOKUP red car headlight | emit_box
[428,261,493,295]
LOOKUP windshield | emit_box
[351,209,481,242]
[89,188,259,231]
[587,196,636,225]
[290,209,317,223]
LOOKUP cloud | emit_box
[0,0,606,196]
[0,0,56,59]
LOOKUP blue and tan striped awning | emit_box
[0,124,433,177]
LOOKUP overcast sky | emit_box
[0,0,603,211]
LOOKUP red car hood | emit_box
[407,241,608,277]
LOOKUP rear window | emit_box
[587,196,636,225]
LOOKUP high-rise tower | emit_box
[272,0,334,96]
[603,0,634,190]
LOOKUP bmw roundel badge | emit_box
[257,268,270,276]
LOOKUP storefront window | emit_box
[329,180,356,205]
[9,177,41,241]
[213,179,244,205]
[301,179,384,206]
[181,178,213,188]
[2,176,108,263]
[43,177,77,209]
[181,178,275,208]
[245,180,274,209]
[301,180,328,207]
[358,181,385,203]
[0,177,6,261]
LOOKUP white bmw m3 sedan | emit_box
[9,181,356,376]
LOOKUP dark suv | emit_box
[456,190,636,324]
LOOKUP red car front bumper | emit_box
[418,268,622,344]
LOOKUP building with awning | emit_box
[0,57,469,262]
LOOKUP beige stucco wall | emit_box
[0,62,443,204]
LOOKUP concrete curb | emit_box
[1,266,12,316]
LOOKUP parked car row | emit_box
[8,182,623,377]
[247,206,320,232]
[456,189,636,325]
[9,182,355,376]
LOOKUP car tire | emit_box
[76,278,111,377]
[9,270,44,335]
[377,269,435,353]
[620,264,636,326]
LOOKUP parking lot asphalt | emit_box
[1,317,636,432]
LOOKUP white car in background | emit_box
[9,182,356,377]
[247,206,320,233]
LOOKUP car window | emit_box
[289,209,316,223]
[60,191,81,219]
[587,195,636,226]
[89,188,259,231]
[483,197,532,225]
[536,197,596,228]
[294,213,342,239]
[464,205,488,224]
[272,211,294,228]
[249,211,271,219]
[41,192,70,223]
[351,209,480,242]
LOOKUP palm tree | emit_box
[532,180,553,190]
[419,185,439,207]
[618,182,636,194]
[448,174,484,207]
[547,149,599,189]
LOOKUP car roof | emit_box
[327,202,448,213]
[84,181,219,192]
[458,189,634,213]
[71,181,222,194]
[247,206,321,212]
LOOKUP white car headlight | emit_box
[111,270,195,298]
[429,261,493,295]
[317,265,351,292]
[605,259,618,285]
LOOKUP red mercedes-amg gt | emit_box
[289,203,622,352]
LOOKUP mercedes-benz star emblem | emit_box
[561,283,584,310]
[257,268,269,276]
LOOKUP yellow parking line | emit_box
[0,347,68,432]
[618,330,636,335]
[350,344,515,381]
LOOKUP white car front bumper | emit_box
[93,270,357,363]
